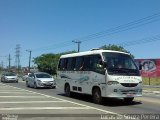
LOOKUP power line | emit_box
[23,13,160,54]
[118,34,160,47]
[72,12,160,42]
[26,12,160,52]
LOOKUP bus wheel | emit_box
[92,88,102,104]
[65,84,71,97]
[124,97,134,103]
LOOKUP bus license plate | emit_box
[127,93,134,97]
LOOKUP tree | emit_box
[99,44,134,58]
[33,51,76,75]
[33,54,59,75]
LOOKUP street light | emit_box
[26,50,32,72]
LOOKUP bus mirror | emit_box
[139,64,142,70]
[103,61,107,68]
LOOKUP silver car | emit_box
[1,72,18,83]
[26,72,56,89]
[22,73,31,81]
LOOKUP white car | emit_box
[26,72,56,89]
[1,72,18,83]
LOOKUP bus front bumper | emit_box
[105,84,142,98]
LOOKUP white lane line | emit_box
[0,107,91,111]
[0,90,28,92]
[0,101,66,104]
[0,92,35,94]
[0,96,45,98]
[4,83,122,116]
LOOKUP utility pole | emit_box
[26,50,32,72]
[8,54,11,70]
[15,44,21,73]
[72,40,81,52]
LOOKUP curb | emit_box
[144,85,160,88]
[143,90,160,94]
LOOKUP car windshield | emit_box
[102,52,140,76]
[36,73,51,78]
[5,73,16,76]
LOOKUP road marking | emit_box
[0,101,66,104]
[0,90,27,92]
[3,83,122,116]
[0,92,35,94]
[0,96,45,98]
[0,107,91,111]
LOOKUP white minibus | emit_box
[56,49,142,104]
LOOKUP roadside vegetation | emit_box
[142,77,160,86]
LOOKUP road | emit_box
[0,80,160,120]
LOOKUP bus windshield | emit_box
[102,52,140,76]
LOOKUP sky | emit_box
[0,0,160,67]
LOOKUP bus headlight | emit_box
[107,81,119,85]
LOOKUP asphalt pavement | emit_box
[0,79,160,120]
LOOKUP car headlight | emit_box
[107,81,119,85]
[37,80,42,83]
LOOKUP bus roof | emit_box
[60,49,130,58]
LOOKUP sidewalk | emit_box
[143,85,160,94]
[144,85,160,88]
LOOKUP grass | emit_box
[142,77,160,86]
[142,77,160,91]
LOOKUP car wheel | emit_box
[92,87,102,104]
[34,82,37,89]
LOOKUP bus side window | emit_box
[63,59,68,70]
[58,59,68,71]
[67,58,76,71]
[75,57,84,71]
[83,56,91,71]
